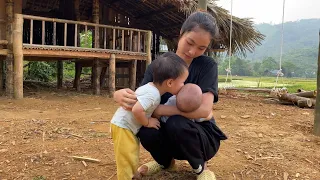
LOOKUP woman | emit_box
[113,11,227,180]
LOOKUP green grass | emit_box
[218,75,316,93]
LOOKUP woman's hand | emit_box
[113,88,137,111]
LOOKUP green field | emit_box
[218,75,317,93]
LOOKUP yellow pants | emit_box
[111,124,140,180]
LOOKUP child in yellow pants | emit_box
[110,52,189,180]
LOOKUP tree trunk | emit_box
[198,0,208,11]
[314,31,320,136]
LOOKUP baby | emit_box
[160,83,212,122]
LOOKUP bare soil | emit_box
[0,87,319,180]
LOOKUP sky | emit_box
[215,0,320,24]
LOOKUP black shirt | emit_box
[140,53,219,105]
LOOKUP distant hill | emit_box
[246,19,319,73]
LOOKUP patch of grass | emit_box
[218,76,316,93]
[33,176,46,180]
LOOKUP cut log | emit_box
[297,99,312,108]
[293,91,316,98]
[278,93,313,108]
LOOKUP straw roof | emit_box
[22,0,264,56]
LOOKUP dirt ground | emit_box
[0,87,320,180]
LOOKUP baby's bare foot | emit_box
[132,165,148,179]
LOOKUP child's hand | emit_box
[146,117,161,130]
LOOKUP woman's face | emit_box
[176,28,212,63]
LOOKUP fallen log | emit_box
[278,93,313,108]
[293,90,316,98]
[219,87,272,93]
[297,89,306,93]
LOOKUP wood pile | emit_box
[219,88,316,108]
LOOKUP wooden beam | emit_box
[13,13,24,99]
[5,0,14,97]
[108,54,115,97]
[314,30,320,136]
[129,60,137,90]
[23,48,148,60]
[57,61,63,89]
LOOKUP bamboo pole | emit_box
[129,30,133,51]
[109,54,116,97]
[74,24,77,47]
[129,60,137,90]
[21,15,149,33]
[53,22,56,45]
[13,13,23,99]
[112,28,115,50]
[42,21,45,45]
[145,31,152,67]
[30,19,33,44]
[64,23,67,46]
[314,30,320,136]
[5,0,14,97]
[137,31,140,52]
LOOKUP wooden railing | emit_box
[21,15,152,57]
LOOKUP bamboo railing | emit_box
[21,14,152,59]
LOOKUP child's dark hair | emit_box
[180,11,219,40]
[152,52,188,85]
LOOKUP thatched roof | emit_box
[22,0,264,56]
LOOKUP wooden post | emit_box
[13,13,23,99]
[0,57,4,92]
[109,54,116,97]
[100,67,107,88]
[314,31,320,136]
[92,59,101,95]
[57,61,63,89]
[93,0,99,48]
[5,0,14,97]
[156,33,160,56]
[74,62,82,91]
[145,31,152,67]
[198,0,208,11]
[129,60,137,90]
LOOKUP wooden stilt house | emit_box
[0,0,264,99]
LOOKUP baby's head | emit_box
[152,52,189,95]
[176,83,202,112]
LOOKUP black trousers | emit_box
[137,115,227,174]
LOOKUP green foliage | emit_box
[25,62,55,82]
[80,30,93,48]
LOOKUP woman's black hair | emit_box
[180,11,219,40]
